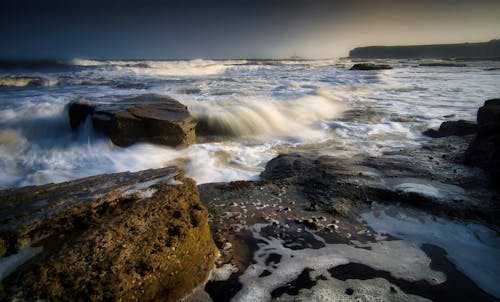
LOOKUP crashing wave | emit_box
[192,90,348,138]
[71,58,248,76]
[0,76,46,88]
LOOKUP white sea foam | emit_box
[72,58,248,76]
[188,91,348,139]
[233,223,445,302]
[360,203,500,298]
[278,278,431,302]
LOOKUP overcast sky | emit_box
[1,0,499,59]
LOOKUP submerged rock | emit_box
[465,99,500,183]
[0,167,217,301]
[68,93,197,147]
[350,63,393,70]
[423,120,477,138]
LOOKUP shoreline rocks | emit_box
[350,63,393,70]
[197,133,499,301]
[68,94,196,147]
[0,167,217,301]
[423,120,477,138]
[465,99,500,183]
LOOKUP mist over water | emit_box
[0,58,499,188]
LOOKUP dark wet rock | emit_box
[178,88,202,95]
[114,82,148,89]
[328,244,498,302]
[124,63,150,68]
[423,120,477,138]
[350,63,393,70]
[68,93,197,147]
[465,99,500,183]
[0,76,45,88]
[419,62,467,67]
[271,269,317,298]
[0,167,217,301]
[261,148,498,226]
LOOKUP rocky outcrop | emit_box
[423,120,477,138]
[465,99,500,183]
[0,167,217,301]
[350,63,392,70]
[68,94,197,147]
[349,39,500,59]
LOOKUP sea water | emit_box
[1,58,498,188]
[1,58,500,300]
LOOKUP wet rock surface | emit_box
[0,167,217,301]
[350,63,393,70]
[68,93,197,147]
[466,99,500,183]
[260,140,498,226]
[423,120,477,138]
[195,130,499,301]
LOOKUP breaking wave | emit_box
[191,90,348,139]
[0,76,52,88]
[71,58,248,76]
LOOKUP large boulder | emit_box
[0,167,217,301]
[68,94,197,147]
[465,99,500,183]
[423,120,477,138]
[350,63,392,70]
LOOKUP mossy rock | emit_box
[0,167,217,301]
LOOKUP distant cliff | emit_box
[349,39,500,59]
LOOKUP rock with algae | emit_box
[0,167,217,302]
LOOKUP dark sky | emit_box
[1,0,499,59]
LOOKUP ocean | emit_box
[1,58,500,300]
[1,58,499,188]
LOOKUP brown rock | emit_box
[68,94,197,147]
[0,167,217,301]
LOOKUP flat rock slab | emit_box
[259,139,499,227]
[68,93,197,147]
[0,167,216,301]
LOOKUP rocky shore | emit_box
[1,94,499,301]
[196,98,500,301]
